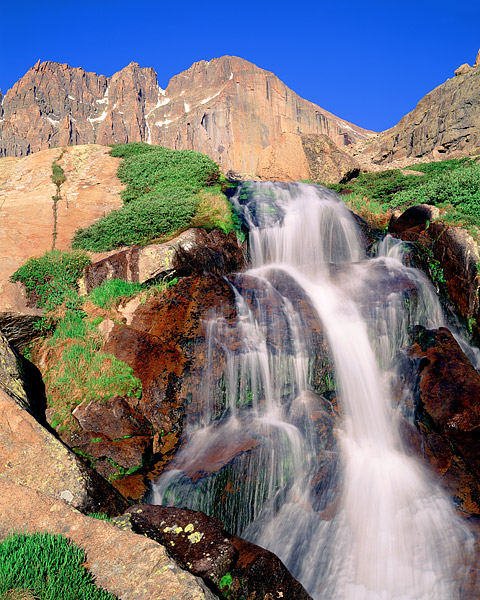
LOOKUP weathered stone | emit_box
[408,326,480,514]
[301,133,360,183]
[72,395,153,439]
[370,63,480,163]
[0,482,216,600]
[0,145,123,313]
[255,132,311,181]
[83,228,245,293]
[124,504,313,600]
[0,386,128,514]
[0,58,372,175]
[476,49,480,67]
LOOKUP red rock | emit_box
[408,326,480,514]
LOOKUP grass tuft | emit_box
[0,532,117,600]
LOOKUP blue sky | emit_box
[1,0,479,132]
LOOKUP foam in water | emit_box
[151,182,476,599]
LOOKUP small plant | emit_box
[0,531,117,599]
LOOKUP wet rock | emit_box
[124,504,313,600]
[389,206,480,339]
[0,482,216,600]
[408,326,480,514]
[72,395,152,438]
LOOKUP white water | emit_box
[151,182,476,599]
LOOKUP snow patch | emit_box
[155,119,173,127]
[68,95,76,101]
[200,90,220,104]
[46,116,59,126]
[229,72,233,80]
[88,111,107,124]
[184,103,190,113]
[96,87,109,104]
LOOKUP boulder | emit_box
[255,132,360,184]
[455,63,473,76]
[124,504,313,600]
[0,482,216,600]
[83,228,245,293]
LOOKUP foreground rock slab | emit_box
[0,482,216,600]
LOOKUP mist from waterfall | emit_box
[151,182,476,599]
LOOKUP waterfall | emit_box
[150,182,476,599]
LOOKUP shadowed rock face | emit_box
[0,57,372,174]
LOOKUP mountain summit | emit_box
[0,56,372,174]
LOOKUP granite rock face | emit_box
[371,52,480,163]
[0,57,372,175]
[255,132,360,183]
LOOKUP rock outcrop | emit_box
[255,132,360,183]
[83,228,245,293]
[124,504,313,600]
[0,144,123,343]
[369,50,480,164]
[389,205,480,339]
[0,331,128,514]
[0,57,372,175]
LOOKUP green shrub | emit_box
[72,192,198,251]
[10,250,90,310]
[327,158,480,236]
[88,279,143,309]
[0,531,117,600]
[72,143,230,252]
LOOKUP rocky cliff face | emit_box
[369,52,480,164]
[0,57,372,175]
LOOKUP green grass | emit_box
[0,532,117,600]
[72,143,235,251]
[88,279,144,309]
[326,158,480,237]
[46,312,141,434]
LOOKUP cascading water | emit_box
[151,182,477,599]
